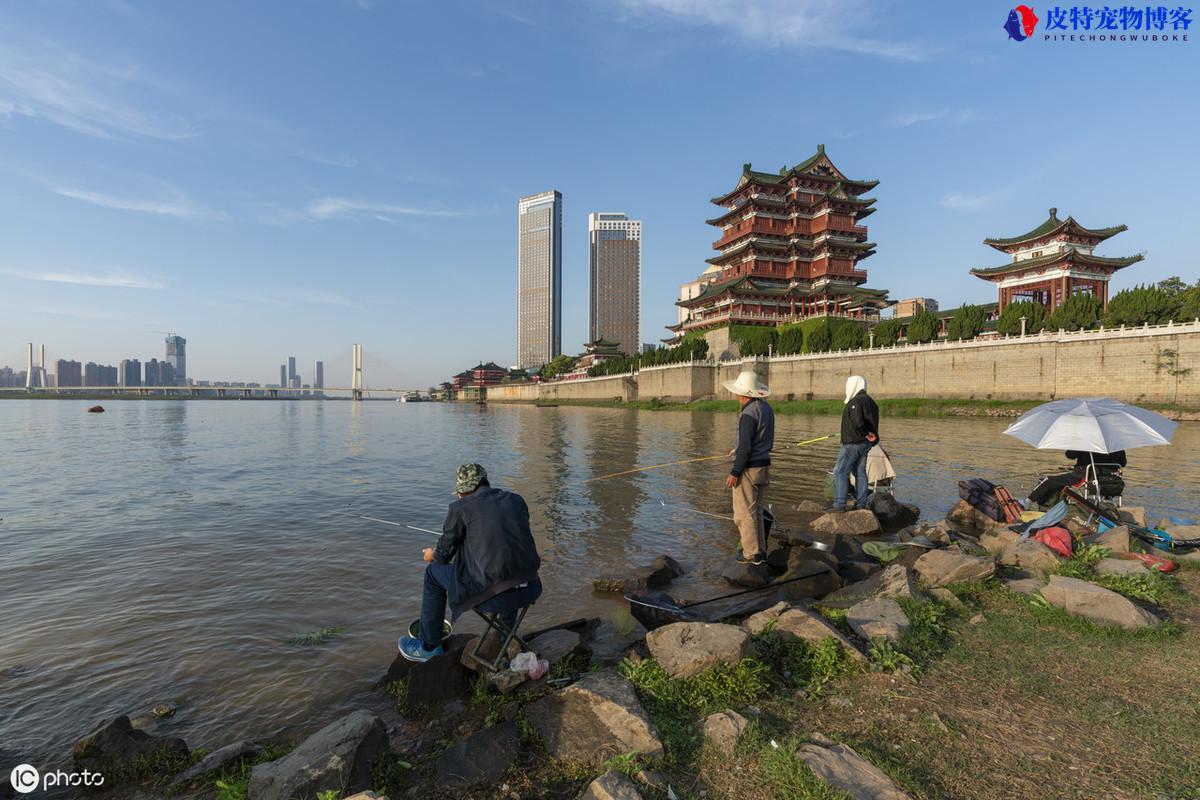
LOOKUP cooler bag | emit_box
[958,478,1005,522]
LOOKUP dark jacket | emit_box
[1065,450,1127,474]
[435,486,541,616]
[841,390,879,445]
[731,398,775,477]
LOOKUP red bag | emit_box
[1118,552,1177,573]
[1034,526,1074,558]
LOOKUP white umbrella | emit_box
[1004,397,1177,452]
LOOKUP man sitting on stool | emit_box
[1025,450,1127,508]
[398,463,542,663]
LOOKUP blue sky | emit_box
[1,0,1196,386]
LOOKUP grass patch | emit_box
[727,726,853,800]
[106,747,202,786]
[1054,544,1185,607]
[207,743,295,800]
[751,626,856,693]
[470,675,509,726]
[284,626,348,646]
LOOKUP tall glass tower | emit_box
[517,190,562,369]
[165,334,186,386]
[588,212,642,356]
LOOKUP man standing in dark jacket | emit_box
[723,370,775,566]
[398,463,542,662]
[831,375,879,512]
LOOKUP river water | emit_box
[1,399,1197,767]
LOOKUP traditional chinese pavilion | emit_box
[671,145,890,335]
[971,208,1143,311]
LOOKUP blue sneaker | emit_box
[397,635,444,662]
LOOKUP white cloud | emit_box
[889,108,976,128]
[10,269,164,289]
[614,0,925,60]
[0,41,198,141]
[51,184,225,220]
[306,197,463,221]
[941,192,994,211]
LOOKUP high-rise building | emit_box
[314,361,324,395]
[165,334,186,386]
[56,359,82,387]
[279,365,286,388]
[287,356,296,386]
[119,359,142,387]
[160,362,175,387]
[588,212,642,356]
[84,363,118,387]
[517,190,563,369]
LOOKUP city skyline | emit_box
[1,2,1195,384]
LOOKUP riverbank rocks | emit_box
[980,527,1020,555]
[798,735,912,800]
[1039,576,1161,630]
[593,555,683,593]
[646,622,751,678]
[743,602,866,663]
[1118,507,1148,527]
[999,539,1062,574]
[703,709,750,757]
[588,618,648,664]
[722,561,772,588]
[868,493,920,532]
[1003,576,1047,595]
[579,770,644,800]
[945,500,1008,536]
[73,715,188,776]
[171,741,261,787]
[525,670,662,764]
[247,710,386,800]
[913,549,995,588]
[811,509,882,536]
[1095,558,1150,577]
[846,598,909,643]
[435,721,520,787]
[530,628,585,665]
[822,564,917,608]
[1095,525,1132,552]
[406,635,473,706]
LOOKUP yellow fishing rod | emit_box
[584,434,834,483]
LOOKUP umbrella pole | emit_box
[1089,451,1099,501]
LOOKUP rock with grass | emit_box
[702,709,750,757]
[846,598,909,643]
[743,602,867,663]
[645,622,751,679]
[1003,576,1047,595]
[999,539,1062,574]
[929,587,964,609]
[593,555,683,593]
[979,527,1020,555]
[821,564,917,608]
[435,721,520,787]
[529,628,585,666]
[170,741,261,787]
[798,735,912,800]
[1095,558,1149,577]
[247,710,386,800]
[579,769,644,800]
[867,493,920,532]
[945,499,1009,536]
[72,715,189,777]
[913,549,995,588]
[524,670,663,764]
[1039,575,1161,630]
[811,509,882,536]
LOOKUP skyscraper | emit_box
[287,356,296,385]
[144,359,161,386]
[279,365,286,388]
[56,359,82,387]
[314,361,324,396]
[165,334,186,386]
[119,359,142,387]
[588,212,642,356]
[517,190,562,369]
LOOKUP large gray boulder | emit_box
[811,509,882,536]
[702,709,750,757]
[435,721,520,787]
[867,493,919,532]
[1000,539,1062,574]
[1039,576,1161,630]
[743,602,866,663]
[821,564,917,608]
[797,736,912,800]
[846,598,909,643]
[913,549,995,588]
[529,628,585,665]
[645,622,751,679]
[1095,525,1132,553]
[72,716,188,776]
[1095,558,1149,577]
[587,618,648,665]
[579,770,643,800]
[979,527,1020,555]
[524,670,662,764]
[246,710,386,800]
[594,555,683,593]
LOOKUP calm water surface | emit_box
[1,399,1197,765]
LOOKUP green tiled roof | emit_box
[984,208,1128,249]
[679,275,888,306]
[970,250,1143,279]
[711,145,880,203]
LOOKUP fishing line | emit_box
[584,435,835,483]
[340,509,441,536]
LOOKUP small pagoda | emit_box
[671,145,890,335]
[971,208,1143,311]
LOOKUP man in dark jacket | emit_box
[1026,449,1127,507]
[398,463,541,662]
[831,375,879,512]
[723,369,775,566]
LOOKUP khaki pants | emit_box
[732,466,769,559]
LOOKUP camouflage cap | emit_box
[455,463,488,494]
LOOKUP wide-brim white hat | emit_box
[722,369,770,398]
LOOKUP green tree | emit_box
[830,319,866,351]
[539,355,578,380]
[1104,284,1181,327]
[730,325,777,356]
[906,308,940,344]
[996,300,1046,336]
[1157,275,1188,297]
[1046,292,1102,331]
[805,320,832,352]
[1179,286,1200,321]
[871,318,903,347]
[946,304,988,340]
[776,324,804,355]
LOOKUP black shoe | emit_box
[736,554,766,566]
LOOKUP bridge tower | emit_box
[351,343,363,401]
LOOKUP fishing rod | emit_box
[340,509,441,536]
[584,434,836,483]
[658,499,735,522]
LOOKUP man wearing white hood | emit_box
[830,375,879,512]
